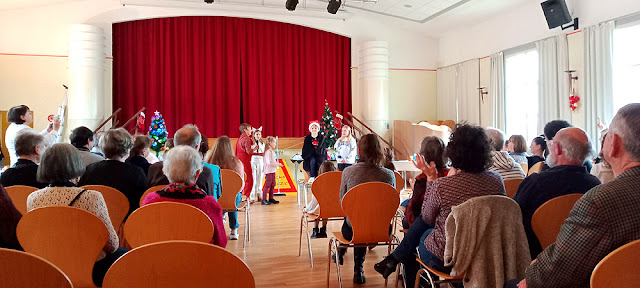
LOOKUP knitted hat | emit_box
[309,120,320,131]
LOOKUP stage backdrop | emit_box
[113,16,351,138]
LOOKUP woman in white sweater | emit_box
[334,125,357,171]
[5,105,60,167]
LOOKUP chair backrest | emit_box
[124,202,214,249]
[393,171,404,193]
[139,185,166,206]
[103,240,255,288]
[341,182,399,244]
[531,193,583,250]
[591,239,640,288]
[82,185,129,229]
[504,178,524,198]
[219,169,244,210]
[520,163,529,175]
[528,161,544,176]
[17,206,108,288]
[0,248,73,288]
[310,171,344,219]
[5,185,38,215]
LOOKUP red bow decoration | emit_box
[569,88,580,111]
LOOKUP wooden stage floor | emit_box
[225,193,404,288]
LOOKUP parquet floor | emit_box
[225,193,405,288]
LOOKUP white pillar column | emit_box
[67,24,105,137]
[358,41,390,138]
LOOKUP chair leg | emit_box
[306,218,313,267]
[299,214,305,257]
[334,240,342,288]
[327,238,333,287]
[415,268,436,288]
[395,262,405,288]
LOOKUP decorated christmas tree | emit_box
[149,111,168,156]
[320,100,339,148]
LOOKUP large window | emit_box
[613,23,640,114]
[504,49,539,143]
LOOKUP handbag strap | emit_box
[69,189,87,206]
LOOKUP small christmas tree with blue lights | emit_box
[149,111,168,156]
[320,100,339,148]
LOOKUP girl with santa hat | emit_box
[302,120,327,182]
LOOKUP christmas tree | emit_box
[320,100,339,148]
[149,111,168,156]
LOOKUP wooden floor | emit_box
[225,193,405,288]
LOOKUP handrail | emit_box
[119,107,146,135]
[345,112,395,151]
[94,108,121,133]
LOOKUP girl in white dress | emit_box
[250,127,266,201]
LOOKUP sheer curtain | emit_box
[584,21,615,151]
[536,35,570,132]
[437,65,458,121]
[457,59,481,124]
[489,52,505,130]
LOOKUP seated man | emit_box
[0,132,47,188]
[513,127,601,258]
[70,126,104,167]
[485,128,526,180]
[542,120,593,172]
[507,103,640,288]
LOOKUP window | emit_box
[613,23,640,114]
[504,49,539,143]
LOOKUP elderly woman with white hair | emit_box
[141,146,227,248]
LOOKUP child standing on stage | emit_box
[334,125,357,171]
[262,136,283,205]
[250,127,265,202]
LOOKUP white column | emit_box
[67,24,105,136]
[358,41,390,138]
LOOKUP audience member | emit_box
[337,134,395,284]
[142,146,227,248]
[78,128,146,216]
[507,103,640,288]
[28,143,126,286]
[91,130,105,157]
[591,130,615,184]
[382,147,396,171]
[147,125,215,197]
[527,135,547,169]
[0,185,22,250]
[543,120,593,172]
[513,127,601,258]
[303,161,337,238]
[508,135,528,164]
[0,132,47,188]
[199,135,222,200]
[236,123,255,198]
[4,105,60,167]
[205,135,244,241]
[70,126,104,167]
[376,124,505,288]
[485,128,526,179]
[125,135,153,175]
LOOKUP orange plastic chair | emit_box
[504,178,524,198]
[520,163,529,175]
[327,182,400,288]
[414,257,464,288]
[394,171,405,193]
[5,185,38,215]
[82,185,130,230]
[528,161,544,176]
[0,248,73,288]
[124,202,214,249]
[102,240,255,288]
[531,193,583,250]
[299,171,344,267]
[139,185,166,206]
[17,206,108,288]
[591,239,640,288]
[219,169,250,248]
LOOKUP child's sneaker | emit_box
[230,229,239,240]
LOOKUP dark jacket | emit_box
[0,159,47,189]
[125,155,151,176]
[0,185,22,250]
[146,162,215,198]
[302,134,327,172]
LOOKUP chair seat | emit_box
[306,213,320,220]
[416,257,464,280]
[332,232,353,245]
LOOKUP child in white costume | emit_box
[250,127,266,201]
[334,125,357,171]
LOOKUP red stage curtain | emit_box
[113,16,351,138]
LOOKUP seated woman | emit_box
[337,134,396,285]
[302,161,337,238]
[27,143,126,287]
[125,135,153,175]
[375,124,505,288]
[527,135,547,168]
[142,146,227,248]
[0,184,22,250]
[508,135,528,164]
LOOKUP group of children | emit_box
[244,127,283,206]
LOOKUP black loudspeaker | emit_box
[327,0,341,14]
[286,0,298,11]
[541,0,572,29]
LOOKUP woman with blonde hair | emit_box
[334,125,357,171]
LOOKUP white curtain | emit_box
[584,21,615,152]
[437,65,458,121]
[489,52,505,130]
[437,60,480,124]
[536,34,571,133]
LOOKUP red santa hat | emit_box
[308,120,320,131]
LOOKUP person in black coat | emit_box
[0,132,47,189]
[125,135,153,175]
[302,121,327,179]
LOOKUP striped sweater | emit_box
[489,151,526,180]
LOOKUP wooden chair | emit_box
[327,182,400,288]
[527,161,544,176]
[591,239,640,288]
[219,169,250,248]
[5,185,38,215]
[124,202,214,249]
[102,240,255,288]
[414,257,464,288]
[0,248,73,288]
[520,163,529,175]
[17,206,108,288]
[82,185,129,230]
[504,178,524,198]
[299,171,344,267]
[139,185,166,206]
[394,171,405,193]
[531,193,583,250]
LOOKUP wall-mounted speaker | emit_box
[541,0,572,29]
